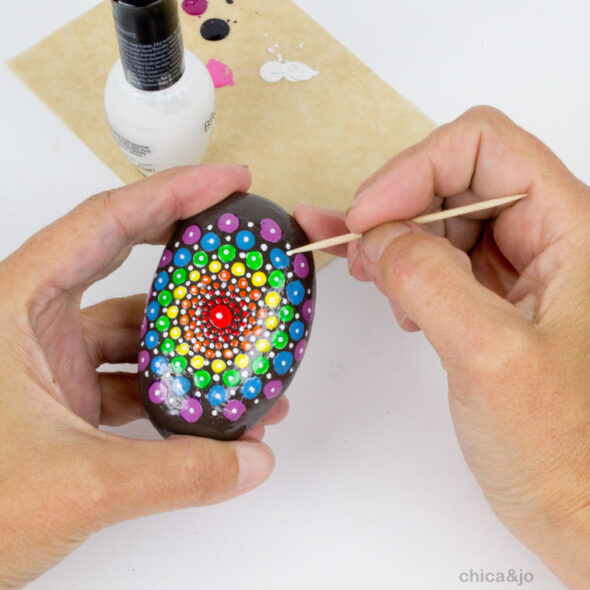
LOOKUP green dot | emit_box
[155,316,170,332]
[246,251,264,270]
[269,270,285,289]
[218,244,236,263]
[279,305,294,322]
[158,290,172,306]
[252,356,270,375]
[193,251,209,267]
[171,356,187,374]
[172,268,187,285]
[223,370,241,387]
[161,338,175,354]
[194,370,211,388]
[272,331,289,350]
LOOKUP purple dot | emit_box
[263,380,283,400]
[140,316,148,338]
[293,253,310,278]
[182,0,208,16]
[260,218,282,243]
[223,400,246,422]
[182,224,202,245]
[294,340,307,363]
[159,249,172,268]
[148,381,168,404]
[180,398,203,423]
[218,213,240,233]
[138,350,150,371]
[302,299,314,324]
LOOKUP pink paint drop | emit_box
[206,59,235,88]
[182,0,208,16]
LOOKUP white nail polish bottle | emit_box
[105,0,216,176]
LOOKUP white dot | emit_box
[261,244,268,251]
[254,399,260,404]
[248,222,254,227]
[175,241,180,247]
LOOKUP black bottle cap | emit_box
[112,0,179,45]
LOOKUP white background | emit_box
[1,1,589,588]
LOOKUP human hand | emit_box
[0,165,288,588]
[295,107,590,588]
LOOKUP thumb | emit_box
[92,434,274,527]
[358,222,521,362]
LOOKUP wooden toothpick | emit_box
[287,193,527,256]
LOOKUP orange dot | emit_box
[240,290,247,297]
[202,275,211,285]
[200,288,207,295]
[193,342,201,352]
[180,315,190,325]
[185,330,194,340]
[181,299,191,309]
[257,309,268,319]
[219,270,230,281]
[203,339,210,347]
[238,278,248,289]
[249,316,257,324]
[213,282,220,290]
[248,302,257,311]
[206,349,215,359]
[190,285,199,295]
[253,326,263,336]
[241,341,252,351]
[190,321,197,330]
[188,308,195,317]
[251,290,261,301]
[228,284,236,292]
[215,341,223,350]
[243,329,252,338]
[223,349,234,359]
[231,339,239,347]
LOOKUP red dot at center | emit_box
[209,304,233,329]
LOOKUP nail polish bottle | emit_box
[105,0,216,176]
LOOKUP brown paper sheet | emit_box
[8,0,434,268]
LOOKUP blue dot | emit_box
[236,230,255,250]
[286,281,305,305]
[289,321,305,341]
[171,376,191,396]
[145,331,159,350]
[151,356,169,376]
[241,377,262,399]
[147,301,160,321]
[274,352,293,376]
[201,233,221,252]
[174,248,191,267]
[154,271,168,291]
[270,248,290,269]
[207,385,228,406]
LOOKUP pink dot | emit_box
[293,253,310,278]
[263,380,283,400]
[294,340,307,363]
[149,381,168,404]
[223,400,246,422]
[138,350,150,371]
[218,213,240,233]
[260,219,282,243]
[302,299,314,324]
[180,398,203,423]
[140,317,148,338]
[159,249,172,268]
[182,224,202,245]
[182,0,208,16]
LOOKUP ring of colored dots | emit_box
[139,208,314,426]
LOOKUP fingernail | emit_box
[360,222,411,265]
[346,188,370,215]
[238,164,249,169]
[347,240,360,275]
[238,442,275,490]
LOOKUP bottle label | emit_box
[110,128,156,175]
[115,23,184,91]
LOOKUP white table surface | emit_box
[1,1,588,588]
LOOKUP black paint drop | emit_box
[226,0,234,4]
[200,18,231,41]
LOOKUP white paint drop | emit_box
[259,60,319,83]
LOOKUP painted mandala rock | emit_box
[138,192,316,440]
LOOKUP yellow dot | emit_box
[256,339,271,353]
[191,356,205,369]
[265,292,280,308]
[235,354,249,369]
[212,360,226,373]
[266,316,279,330]
[176,343,189,356]
[167,306,179,319]
[173,286,187,300]
[231,262,246,277]
[209,260,222,274]
[170,327,181,339]
[252,272,267,287]
[189,270,201,282]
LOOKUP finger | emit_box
[358,221,523,363]
[13,164,252,297]
[91,435,275,528]
[293,204,349,257]
[260,396,289,425]
[347,239,371,282]
[346,106,587,274]
[98,372,146,426]
[83,295,145,366]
